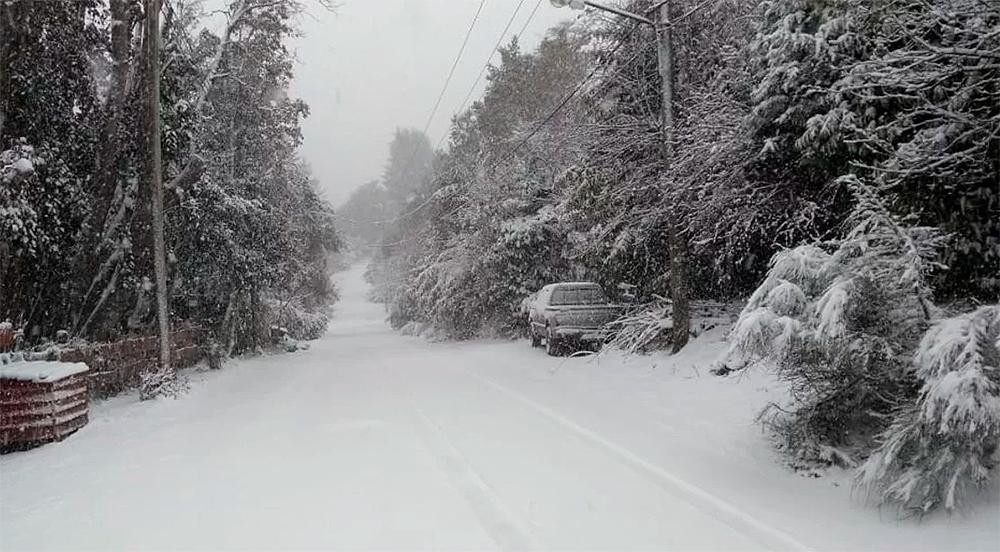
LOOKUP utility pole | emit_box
[145,0,172,384]
[653,1,690,353]
[551,0,691,352]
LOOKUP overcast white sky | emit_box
[289,0,573,206]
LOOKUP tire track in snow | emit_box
[377,363,539,552]
[406,401,540,552]
[462,369,815,552]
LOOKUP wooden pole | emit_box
[655,2,690,353]
[145,0,172,375]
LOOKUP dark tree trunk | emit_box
[655,2,690,353]
[95,0,135,224]
[141,0,172,396]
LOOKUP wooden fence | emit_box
[0,327,207,452]
[57,327,206,398]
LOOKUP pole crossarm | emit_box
[580,0,654,25]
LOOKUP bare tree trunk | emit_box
[145,0,172,379]
[0,0,18,142]
[73,0,139,335]
[97,0,133,194]
[0,13,7,142]
[655,2,690,353]
[193,0,247,116]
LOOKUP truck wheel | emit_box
[546,328,562,357]
[531,328,542,348]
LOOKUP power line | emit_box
[487,22,641,171]
[516,0,544,39]
[381,22,642,233]
[421,0,487,136]
[391,0,532,224]
[363,0,486,227]
[438,0,531,151]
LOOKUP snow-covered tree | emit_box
[0,0,105,338]
[337,128,434,252]
[170,0,338,353]
[830,0,1000,298]
[858,305,1000,513]
[747,0,999,298]
[721,178,946,461]
[369,27,589,338]
[722,174,999,511]
[1,0,340,360]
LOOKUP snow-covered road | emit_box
[2,266,997,551]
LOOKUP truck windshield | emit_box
[551,287,606,305]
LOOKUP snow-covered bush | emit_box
[477,207,573,334]
[380,202,573,340]
[721,180,945,463]
[264,296,330,342]
[858,306,1000,513]
[1,142,82,258]
[604,298,673,354]
[723,178,1000,512]
[139,366,189,400]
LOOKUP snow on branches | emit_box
[722,177,999,512]
[859,306,1000,513]
[722,178,944,372]
[2,0,339,356]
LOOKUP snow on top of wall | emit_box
[0,360,89,382]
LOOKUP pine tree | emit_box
[858,306,1000,513]
[721,178,946,462]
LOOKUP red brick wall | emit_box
[58,328,206,399]
[0,326,13,353]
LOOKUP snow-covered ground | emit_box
[1,265,997,551]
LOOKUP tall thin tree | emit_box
[143,0,172,396]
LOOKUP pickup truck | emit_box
[527,282,620,356]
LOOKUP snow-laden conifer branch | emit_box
[858,306,1000,513]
